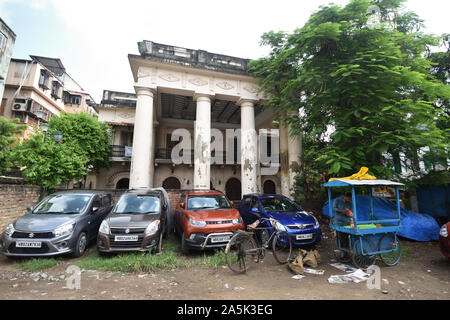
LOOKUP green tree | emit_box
[13,133,89,190]
[49,112,111,170]
[0,117,25,175]
[250,0,450,184]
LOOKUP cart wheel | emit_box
[332,233,351,264]
[352,237,377,269]
[378,234,402,266]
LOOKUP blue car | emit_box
[239,194,322,247]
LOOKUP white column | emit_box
[130,87,155,189]
[240,100,258,195]
[279,116,290,197]
[194,95,211,190]
[288,132,302,193]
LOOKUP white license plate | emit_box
[296,234,314,240]
[16,241,42,248]
[211,236,231,243]
[114,235,139,242]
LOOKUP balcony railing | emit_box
[111,145,132,158]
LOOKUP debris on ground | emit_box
[304,268,325,275]
[289,249,323,274]
[330,263,358,273]
[328,269,370,284]
[291,275,306,280]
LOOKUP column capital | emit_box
[237,98,258,107]
[193,93,214,102]
[134,86,156,97]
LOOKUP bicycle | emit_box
[225,218,293,274]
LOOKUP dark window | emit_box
[251,197,260,210]
[242,197,251,208]
[39,70,50,89]
[92,195,102,209]
[102,194,112,206]
[162,177,181,190]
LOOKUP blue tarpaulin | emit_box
[322,195,440,242]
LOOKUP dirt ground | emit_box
[0,226,448,300]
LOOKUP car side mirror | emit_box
[27,206,34,212]
[230,201,234,206]
[180,202,185,209]
[162,203,168,211]
[251,207,260,213]
[91,207,99,214]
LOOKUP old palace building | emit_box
[87,41,302,201]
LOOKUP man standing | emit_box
[333,192,354,226]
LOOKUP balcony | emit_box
[110,145,132,161]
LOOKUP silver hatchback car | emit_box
[0,191,113,258]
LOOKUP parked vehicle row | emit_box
[0,188,323,259]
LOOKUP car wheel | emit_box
[72,232,88,258]
[181,232,189,254]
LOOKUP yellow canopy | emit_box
[328,167,376,182]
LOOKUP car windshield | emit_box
[187,195,232,210]
[33,194,91,214]
[113,194,160,215]
[260,197,300,213]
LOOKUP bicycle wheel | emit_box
[272,231,292,264]
[225,232,258,274]
[352,237,377,269]
[379,234,402,266]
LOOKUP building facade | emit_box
[0,18,16,104]
[1,56,97,140]
[87,41,302,200]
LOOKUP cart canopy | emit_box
[323,179,404,188]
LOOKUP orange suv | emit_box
[174,190,244,253]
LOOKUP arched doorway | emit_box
[226,178,241,201]
[263,180,276,194]
[116,178,130,190]
[162,177,181,190]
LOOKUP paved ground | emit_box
[0,227,448,300]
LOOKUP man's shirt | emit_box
[333,198,352,226]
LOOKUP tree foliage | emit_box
[250,0,450,185]
[0,117,25,175]
[12,112,110,189]
[49,112,111,170]
[14,133,89,190]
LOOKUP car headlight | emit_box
[99,220,110,235]
[145,220,160,236]
[271,219,286,232]
[188,217,206,228]
[54,224,75,237]
[5,224,15,237]
[312,215,320,228]
[440,224,448,238]
[232,217,243,225]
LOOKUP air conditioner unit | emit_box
[12,99,31,112]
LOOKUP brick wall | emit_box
[0,184,41,231]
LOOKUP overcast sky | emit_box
[0,0,448,102]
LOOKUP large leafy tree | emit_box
[49,112,111,170]
[12,112,111,190]
[14,133,89,190]
[250,0,450,182]
[0,118,25,175]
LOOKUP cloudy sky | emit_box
[0,0,448,102]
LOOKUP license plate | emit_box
[211,236,231,243]
[296,234,314,240]
[114,235,139,242]
[16,241,42,248]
